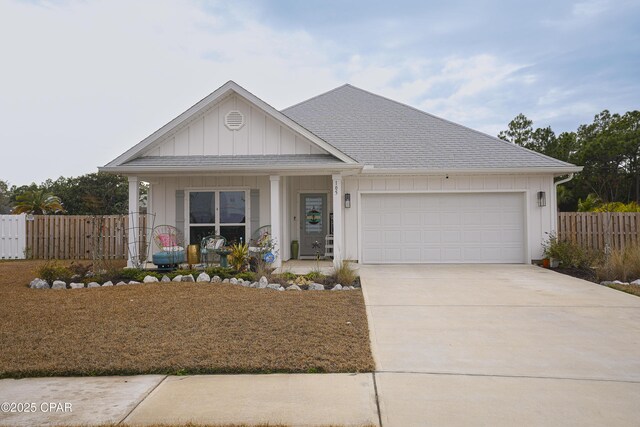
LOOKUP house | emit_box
[100,81,582,267]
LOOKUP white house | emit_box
[100,81,581,267]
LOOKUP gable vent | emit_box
[224,110,245,130]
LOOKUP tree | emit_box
[43,173,131,215]
[0,180,11,214]
[13,190,65,214]
[498,113,577,163]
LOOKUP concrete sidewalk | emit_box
[0,373,379,427]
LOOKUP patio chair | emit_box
[151,225,186,270]
[200,234,227,266]
[249,225,271,254]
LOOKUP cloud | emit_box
[0,0,637,185]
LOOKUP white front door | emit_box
[360,192,526,263]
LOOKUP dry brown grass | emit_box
[607,283,640,297]
[0,260,374,378]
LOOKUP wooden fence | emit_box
[557,212,640,251]
[25,215,149,260]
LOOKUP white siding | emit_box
[141,94,328,157]
[344,174,555,262]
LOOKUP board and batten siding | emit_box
[343,174,555,261]
[141,94,328,157]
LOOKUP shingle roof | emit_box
[121,154,346,168]
[282,84,576,170]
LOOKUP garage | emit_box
[360,192,526,263]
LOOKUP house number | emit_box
[334,182,339,195]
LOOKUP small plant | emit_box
[228,243,249,272]
[305,270,325,281]
[542,232,596,269]
[332,261,358,285]
[37,261,73,283]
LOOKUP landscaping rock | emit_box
[230,278,239,285]
[128,281,141,285]
[172,275,183,282]
[259,276,268,287]
[87,282,101,288]
[115,281,127,286]
[331,284,343,291]
[29,278,49,289]
[181,274,195,282]
[613,280,629,285]
[238,278,244,284]
[250,282,258,288]
[600,281,615,286]
[160,275,171,283]
[196,272,211,282]
[222,278,230,284]
[631,279,640,285]
[143,275,159,283]
[211,276,221,283]
[51,280,66,289]
[286,284,301,291]
[308,283,325,291]
[241,281,250,287]
[69,282,85,289]
[102,281,113,287]
[258,281,268,289]
[266,283,281,291]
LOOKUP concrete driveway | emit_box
[360,264,640,427]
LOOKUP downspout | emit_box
[552,173,575,232]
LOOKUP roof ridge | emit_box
[281,83,351,112]
[328,84,574,167]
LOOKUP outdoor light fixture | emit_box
[344,193,351,208]
[537,191,546,207]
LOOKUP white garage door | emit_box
[361,192,526,263]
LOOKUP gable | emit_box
[141,93,329,158]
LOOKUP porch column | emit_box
[127,176,140,268]
[270,175,282,268]
[332,174,344,267]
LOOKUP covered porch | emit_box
[126,172,349,269]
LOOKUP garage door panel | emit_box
[361,192,525,263]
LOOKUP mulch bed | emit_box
[0,261,374,379]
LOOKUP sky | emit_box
[1,0,639,186]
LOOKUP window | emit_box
[187,190,248,245]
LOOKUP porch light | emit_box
[537,191,546,207]
[344,193,351,208]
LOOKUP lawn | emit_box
[0,260,374,378]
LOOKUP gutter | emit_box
[360,166,584,175]
[552,173,575,232]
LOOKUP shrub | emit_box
[205,266,235,279]
[597,245,640,282]
[235,271,256,282]
[305,270,325,281]
[331,261,358,285]
[542,233,597,269]
[37,261,73,284]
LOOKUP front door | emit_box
[299,193,327,258]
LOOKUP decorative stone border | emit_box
[29,274,358,291]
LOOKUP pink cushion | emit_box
[157,233,177,247]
